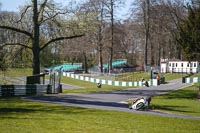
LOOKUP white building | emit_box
[160,59,200,73]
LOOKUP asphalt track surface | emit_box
[24,79,200,120]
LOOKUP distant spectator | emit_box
[156,75,161,85]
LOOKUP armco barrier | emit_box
[183,77,200,83]
[0,84,51,97]
[62,72,159,87]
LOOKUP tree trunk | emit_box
[32,0,40,83]
[109,47,113,73]
[157,43,161,66]
[99,44,103,72]
[83,51,88,73]
[144,0,150,72]
[98,1,104,73]
[109,0,114,73]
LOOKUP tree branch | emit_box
[16,5,32,23]
[38,0,48,25]
[42,11,65,24]
[0,43,32,49]
[40,34,85,51]
[0,25,33,39]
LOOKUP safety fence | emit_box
[62,72,159,87]
[182,77,200,83]
[0,84,51,97]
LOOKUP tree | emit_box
[0,0,84,83]
[129,0,151,70]
[78,0,106,73]
[143,0,150,71]
[128,0,191,68]
[163,0,187,60]
[108,0,114,73]
[177,2,200,60]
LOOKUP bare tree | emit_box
[143,0,150,71]
[0,0,84,82]
[79,0,110,73]
[102,0,123,73]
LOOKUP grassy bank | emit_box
[164,73,188,81]
[151,84,200,117]
[0,97,199,133]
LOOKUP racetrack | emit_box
[23,79,200,120]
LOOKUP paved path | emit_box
[24,79,200,120]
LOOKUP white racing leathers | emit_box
[129,97,151,110]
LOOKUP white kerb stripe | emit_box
[90,78,94,82]
[193,77,198,83]
[138,81,142,86]
[63,72,66,76]
[115,81,119,86]
[96,79,100,83]
[186,78,190,83]
[122,82,126,86]
[108,80,112,85]
[71,74,75,78]
[67,73,70,77]
[102,80,106,84]
[75,75,79,79]
[80,76,84,80]
[134,82,137,86]
[85,77,89,81]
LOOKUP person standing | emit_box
[156,75,161,85]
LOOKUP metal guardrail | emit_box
[0,84,51,97]
[182,77,200,83]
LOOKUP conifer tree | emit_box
[178,3,200,60]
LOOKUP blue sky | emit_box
[0,0,132,20]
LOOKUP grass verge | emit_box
[151,84,200,117]
[163,73,188,81]
[60,76,130,93]
[191,72,200,77]
[0,97,199,133]
[0,68,32,77]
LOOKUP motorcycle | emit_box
[129,97,151,110]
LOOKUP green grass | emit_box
[191,72,200,77]
[164,73,188,81]
[0,68,32,84]
[151,84,200,117]
[115,72,188,82]
[0,68,32,77]
[0,77,15,85]
[115,72,150,81]
[0,97,199,133]
[60,76,130,93]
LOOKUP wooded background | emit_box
[0,0,199,75]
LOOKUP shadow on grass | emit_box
[0,97,103,119]
[0,108,35,113]
[153,105,197,114]
[0,105,94,115]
